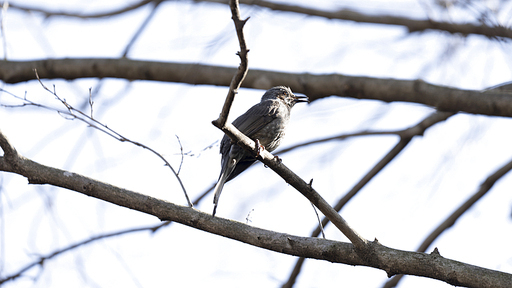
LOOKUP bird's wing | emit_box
[219,100,278,157]
[232,101,278,137]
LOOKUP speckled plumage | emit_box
[212,86,308,216]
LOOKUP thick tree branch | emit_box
[199,0,512,39]
[0,223,168,284]
[0,130,511,287]
[6,0,512,39]
[2,59,512,118]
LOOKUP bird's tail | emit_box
[212,158,237,216]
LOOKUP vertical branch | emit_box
[212,0,250,128]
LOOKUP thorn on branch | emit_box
[431,247,441,256]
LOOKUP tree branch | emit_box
[383,155,512,288]
[199,0,512,40]
[0,130,510,287]
[2,59,512,118]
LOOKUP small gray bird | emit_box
[213,86,308,216]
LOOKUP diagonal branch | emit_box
[382,154,512,288]
[282,111,455,288]
[212,0,250,128]
[214,122,370,251]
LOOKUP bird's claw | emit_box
[255,139,265,157]
[274,155,282,163]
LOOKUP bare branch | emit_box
[200,0,512,40]
[383,154,512,288]
[212,0,250,128]
[2,59,512,118]
[0,132,510,287]
[0,223,168,284]
[282,111,455,287]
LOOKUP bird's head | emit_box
[261,86,309,107]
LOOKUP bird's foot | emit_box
[255,139,265,157]
[274,155,282,163]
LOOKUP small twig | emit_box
[88,87,94,118]
[179,140,218,157]
[245,209,254,224]
[310,202,325,239]
[175,134,184,176]
[212,0,250,128]
[308,179,325,239]
[1,2,8,60]
[383,155,512,288]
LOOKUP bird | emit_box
[212,86,308,216]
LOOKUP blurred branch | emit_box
[121,1,164,57]
[0,223,168,284]
[3,0,154,19]
[2,58,512,118]
[6,0,512,39]
[199,0,512,39]
[0,129,510,287]
[383,147,512,288]
[282,111,455,288]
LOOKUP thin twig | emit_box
[310,202,325,239]
[212,0,250,128]
[0,223,168,284]
[175,134,184,176]
[88,87,94,118]
[2,73,193,207]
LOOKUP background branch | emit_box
[2,59,512,117]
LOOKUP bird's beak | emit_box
[293,94,309,103]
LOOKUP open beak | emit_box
[293,94,309,103]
